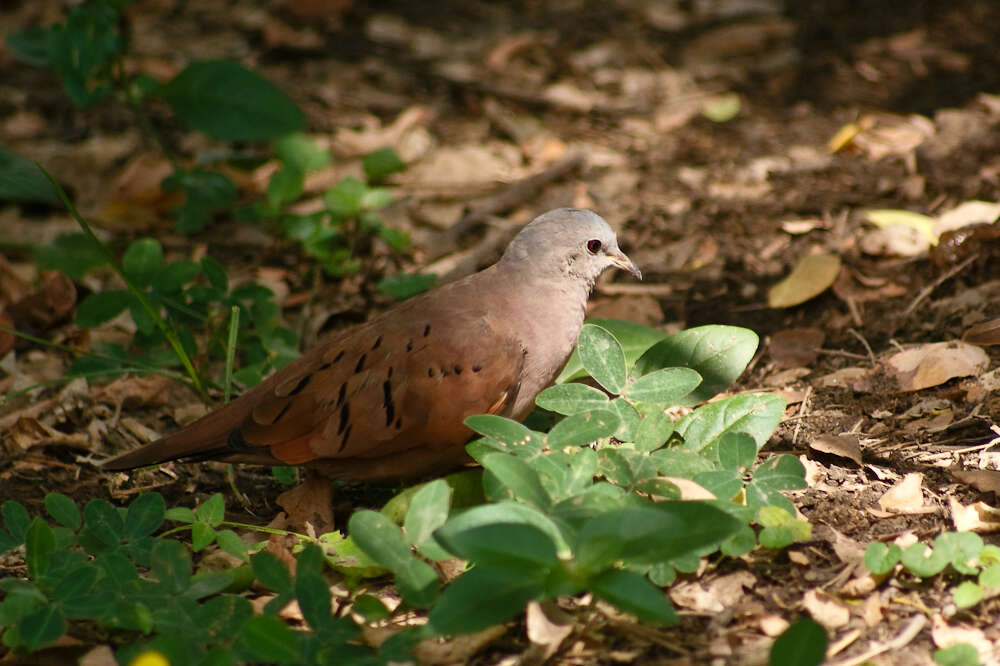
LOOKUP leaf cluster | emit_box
[0,493,379,665]
[865,531,1000,610]
[347,322,806,635]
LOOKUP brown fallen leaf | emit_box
[768,252,842,308]
[963,317,1000,346]
[769,327,825,368]
[525,601,573,662]
[275,473,335,535]
[882,341,989,392]
[802,589,850,629]
[949,497,1000,533]
[950,468,1000,494]
[876,473,928,515]
[809,434,863,466]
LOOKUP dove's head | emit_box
[501,208,641,286]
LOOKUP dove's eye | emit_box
[586,239,602,254]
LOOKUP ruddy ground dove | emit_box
[103,208,640,480]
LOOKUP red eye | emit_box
[587,239,602,254]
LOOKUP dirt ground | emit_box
[3,0,1000,663]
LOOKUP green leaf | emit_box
[2,501,31,544]
[76,290,131,328]
[360,187,392,210]
[935,532,984,576]
[239,615,302,663]
[324,177,366,219]
[900,541,949,578]
[25,518,56,579]
[435,523,559,571]
[589,569,678,624]
[954,581,984,609]
[363,147,407,182]
[536,384,610,416]
[0,146,60,204]
[769,616,827,666]
[441,501,571,558]
[151,539,191,593]
[216,530,249,563]
[5,27,51,67]
[577,324,627,393]
[634,409,675,452]
[377,273,436,300]
[575,502,741,571]
[933,643,983,666]
[863,542,901,575]
[124,492,165,539]
[191,522,217,552]
[465,415,541,451]
[624,367,702,405]
[122,238,163,287]
[546,409,620,449]
[83,499,124,547]
[44,493,80,530]
[675,392,786,460]
[274,133,331,172]
[19,606,67,651]
[163,168,237,233]
[979,563,1000,589]
[34,232,108,280]
[161,60,305,141]
[197,494,226,528]
[757,506,812,548]
[266,166,304,208]
[634,325,759,405]
[349,510,439,607]
[557,319,669,384]
[606,397,641,442]
[481,453,551,509]
[152,260,201,294]
[428,567,543,635]
[201,256,229,292]
[404,480,451,557]
[251,551,293,596]
[164,507,196,524]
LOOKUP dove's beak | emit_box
[611,252,642,280]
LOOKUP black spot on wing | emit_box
[382,380,395,426]
[288,375,311,396]
[372,335,382,350]
[355,354,367,373]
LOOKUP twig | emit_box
[904,254,976,316]
[847,328,877,367]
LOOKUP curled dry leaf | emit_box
[877,473,926,514]
[809,434,862,466]
[802,589,850,630]
[670,571,755,613]
[275,473,334,535]
[525,601,573,661]
[768,252,841,308]
[949,497,1000,533]
[882,341,989,392]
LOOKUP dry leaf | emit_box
[809,434,862,466]
[930,614,995,666]
[768,252,841,308]
[882,341,989,392]
[525,601,573,661]
[275,475,334,535]
[949,497,1000,533]
[933,200,1000,237]
[878,473,925,514]
[951,469,1000,494]
[963,317,1000,346]
[769,327,825,368]
[670,571,755,613]
[802,589,850,629]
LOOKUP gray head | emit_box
[500,208,641,286]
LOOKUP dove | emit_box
[102,208,640,480]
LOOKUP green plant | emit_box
[865,531,1000,609]
[0,492,382,664]
[347,321,804,634]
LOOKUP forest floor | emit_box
[3,0,1000,663]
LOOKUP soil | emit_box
[3,0,1000,663]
